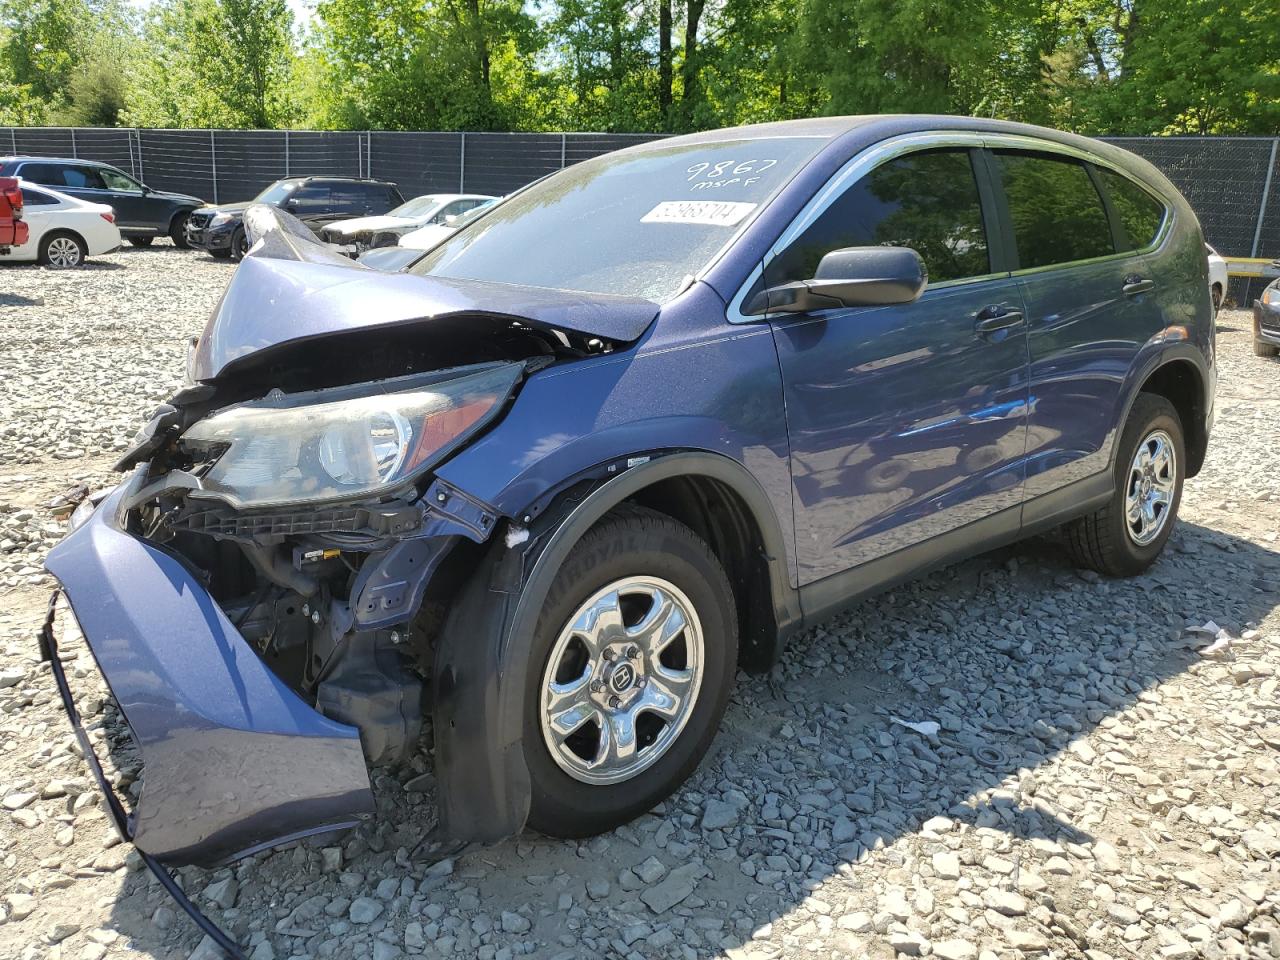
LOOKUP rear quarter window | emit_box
[994,151,1114,270]
[1096,167,1167,251]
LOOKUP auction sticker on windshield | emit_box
[642,201,757,226]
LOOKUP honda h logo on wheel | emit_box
[609,663,636,693]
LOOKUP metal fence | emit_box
[3,126,1277,300]
[0,127,665,206]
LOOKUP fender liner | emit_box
[420,451,801,855]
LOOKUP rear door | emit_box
[766,146,1031,585]
[989,148,1168,503]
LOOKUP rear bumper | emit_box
[42,477,374,868]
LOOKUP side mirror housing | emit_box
[743,246,928,316]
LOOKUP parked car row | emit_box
[0,153,496,268]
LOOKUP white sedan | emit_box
[1206,243,1228,312]
[398,199,497,251]
[318,193,494,254]
[0,181,121,268]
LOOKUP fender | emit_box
[419,451,803,857]
[1107,337,1214,477]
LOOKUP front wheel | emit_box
[229,227,249,262]
[1064,393,1184,577]
[524,507,738,838]
[169,212,192,248]
[1254,338,1279,358]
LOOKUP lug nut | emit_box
[626,645,640,660]
[311,610,322,625]
[609,696,622,709]
[603,649,615,661]
[591,680,604,693]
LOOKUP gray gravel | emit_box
[1,245,1279,960]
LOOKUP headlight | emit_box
[181,363,519,508]
[1264,286,1277,306]
[209,212,232,228]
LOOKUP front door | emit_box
[765,147,1031,585]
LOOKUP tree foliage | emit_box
[1,0,1276,134]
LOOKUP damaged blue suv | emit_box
[42,116,1214,949]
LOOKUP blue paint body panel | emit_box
[44,481,374,866]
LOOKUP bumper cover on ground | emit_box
[43,480,375,868]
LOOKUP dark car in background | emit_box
[41,116,1214,953]
[186,176,404,261]
[0,156,203,248]
[1253,275,1280,357]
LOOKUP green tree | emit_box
[125,0,296,127]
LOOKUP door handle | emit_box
[974,307,1025,334]
[1123,276,1155,296]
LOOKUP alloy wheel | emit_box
[45,237,82,268]
[539,576,704,785]
[1125,428,1177,546]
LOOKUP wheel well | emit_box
[1139,360,1206,477]
[39,229,86,254]
[624,475,780,672]
[169,208,192,232]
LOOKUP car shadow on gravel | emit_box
[100,518,1280,960]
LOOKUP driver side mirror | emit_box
[742,246,928,316]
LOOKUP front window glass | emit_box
[99,168,142,192]
[411,137,828,301]
[995,151,1113,269]
[766,148,991,289]
[255,181,296,204]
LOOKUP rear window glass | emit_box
[1097,167,1166,251]
[411,137,828,302]
[995,151,1114,269]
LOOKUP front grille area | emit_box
[171,502,422,540]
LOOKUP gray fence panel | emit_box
[10,128,76,158]
[463,133,564,196]
[564,133,662,165]
[136,129,215,202]
[369,132,463,197]
[67,128,136,175]
[213,130,289,203]
[284,131,362,180]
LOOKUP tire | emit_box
[524,506,738,838]
[39,231,87,269]
[127,236,154,248]
[229,227,249,262]
[169,212,192,248]
[1064,393,1184,577]
[1254,338,1279,358]
[1211,284,1223,312]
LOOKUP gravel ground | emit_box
[1,244,1278,960]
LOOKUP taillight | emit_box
[0,177,21,217]
[100,212,115,223]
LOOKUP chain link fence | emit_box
[3,126,1277,301]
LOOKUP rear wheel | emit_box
[39,231,87,268]
[524,507,738,838]
[127,236,154,248]
[1064,393,1183,577]
[169,212,192,248]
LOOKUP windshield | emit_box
[390,195,448,218]
[255,181,295,204]
[410,137,827,301]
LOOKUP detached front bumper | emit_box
[186,220,236,252]
[42,480,374,868]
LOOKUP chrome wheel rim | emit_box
[46,237,81,268]
[1125,428,1177,546]
[539,576,704,785]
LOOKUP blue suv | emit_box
[41,116,1213,949]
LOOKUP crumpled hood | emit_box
[323,215,416,236]
[190,205,659,381]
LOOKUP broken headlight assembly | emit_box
[180,363,519,509]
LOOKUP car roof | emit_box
[1,155,119,167]
[277,176,399,186]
